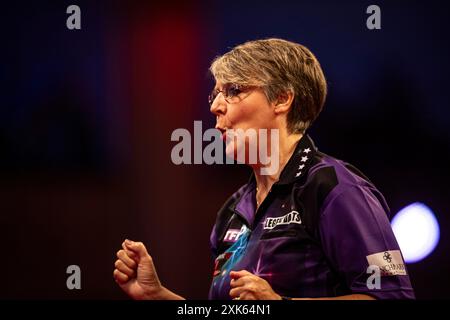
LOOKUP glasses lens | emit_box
[208,91,217,105]
[224,84,244,103]
[225,84,241,98]
[209,84,250,105]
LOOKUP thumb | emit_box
[124,240,150,261]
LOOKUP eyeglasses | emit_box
[208,83,256,106]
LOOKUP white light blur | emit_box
[391,202,440,263]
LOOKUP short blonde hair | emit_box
[210,38,327,133]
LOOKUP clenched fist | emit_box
[229,270,282,300]
[113,239,165,300]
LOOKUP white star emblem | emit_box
[298,164,305,170]
[304,148,311,154]
[296,171,302,177]
[301,156,308,162]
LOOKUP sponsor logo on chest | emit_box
[263,210,302,230]
[223,225,248,243]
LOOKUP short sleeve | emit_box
[319,185,415,299]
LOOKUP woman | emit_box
[113,38,415,300]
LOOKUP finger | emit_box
[124,240,150,261]
[122,241,138,260]
[114,259,135,277]
[230,270,252,279]
[113,269,129,284]
[116,250,137,269]
[240,292,257,300]
[233,279,258,293]
[230,277,246,288]
[229,286,245,299]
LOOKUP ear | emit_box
[273,90,294,115]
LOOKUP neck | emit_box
[253,131,302,195]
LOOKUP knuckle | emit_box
[248,284,257,292]
[116,270,128,280]
[129,260,137,268]
[118,260,128,270]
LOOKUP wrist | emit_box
[145,286,184,300]
[142,285,166,300]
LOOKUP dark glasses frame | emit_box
[208,83,257,106]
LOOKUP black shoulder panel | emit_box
[296,166,338,239]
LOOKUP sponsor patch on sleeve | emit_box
[366,250,407,276]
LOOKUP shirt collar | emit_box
[231,134,318,225]
[241,134,318,188]
[275,134,318,186]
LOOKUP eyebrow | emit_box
[214,82,226,92]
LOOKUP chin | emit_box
[225,140,255,165]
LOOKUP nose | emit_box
[209,93,227,116]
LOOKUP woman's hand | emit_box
[113,239,164,300]
[229,270,282,300]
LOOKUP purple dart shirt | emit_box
[208,135,415,300]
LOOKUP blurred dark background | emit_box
[0,0,449,299]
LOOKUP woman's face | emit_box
[210,81,278,162]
